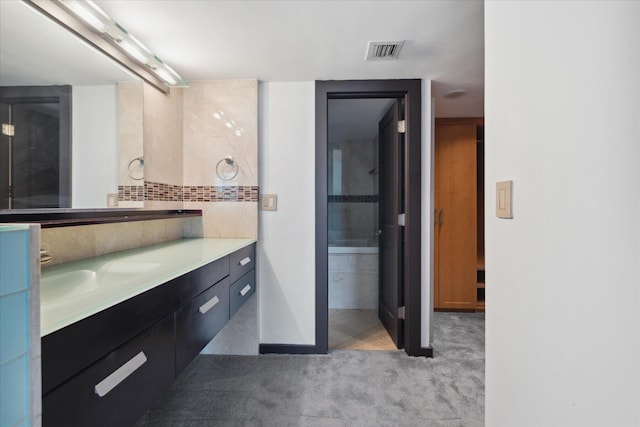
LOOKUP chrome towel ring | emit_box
[127,157,144,181]
[216,156,239,181]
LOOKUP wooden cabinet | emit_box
[175,276,231,374]
[434,118,484,311]
[230,270,256,318]
[229,243,255,282]
[42,243,256,427]
[41,255,229,394]
[228,242,256,318]
[43,315,175,427]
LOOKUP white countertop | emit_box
[40,238,256,337]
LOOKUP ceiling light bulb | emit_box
[85,0,109,19]
[119,40,147,63]
[154,69,177,85]
[129,35,152,54]
[164,64,182,79]
[63,1,106,33]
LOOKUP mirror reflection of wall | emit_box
[0,0,143,209]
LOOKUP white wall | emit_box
[259,80,435,348]
[72,85,118,208]
[258,82,316,345]
[485,2,640,426]
[421,79,433,347]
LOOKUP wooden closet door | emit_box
[435,122,477,309]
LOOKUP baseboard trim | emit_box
[410,346,434,358]
[434,308,476,313]
[259,344,319,355]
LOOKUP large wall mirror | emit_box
[0,0,143,210]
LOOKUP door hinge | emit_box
[398,213,405,226]
[398,306,406,320]
[397,120,406,134]
[2,123,15,136]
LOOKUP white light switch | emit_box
[107,193,119,207]
[496,181,512,219]
[262,194,277,211]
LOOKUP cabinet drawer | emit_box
[175,277,230,374]
[174,255,230,306]
[229,270,256,318]
[42,256,228,394]
[229,243,255,283]
[42,281,176,395]
[43,314,175,427]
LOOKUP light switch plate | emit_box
[496,181,512,219]
[107,193,119,207]
[261,194,277,211]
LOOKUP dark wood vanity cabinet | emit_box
[230,270,256,318]
[229,243,255,282]
[42,315,175,427]
[175,276,231,374]
[41,255,230,395]
[42,243,256,427]
[229,243,256,317]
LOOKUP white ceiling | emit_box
[1,0,484,117]
[0,1,137,86]
[93,0,485,117]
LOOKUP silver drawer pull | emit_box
[199,295,220,314]
[239,257,251,266]
[240,284,252,296]
[94,351,147,397]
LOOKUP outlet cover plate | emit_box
[261,194,277,211]
[496,181,512,219]
[107,193,119,207]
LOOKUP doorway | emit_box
[315,79,430,357]
[326,97,397,351]
[433,118,485,312]
[0,85,71,209]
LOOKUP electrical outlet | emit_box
[261,194,277,211]
[107,193,119,207]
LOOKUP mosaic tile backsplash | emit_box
[118,185,145,202]
[118,182,259,203]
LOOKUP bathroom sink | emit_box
[99,260,162,275]
[41,269,99,304]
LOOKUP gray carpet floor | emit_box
[135,312,484,427]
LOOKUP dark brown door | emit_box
[378,101,403,348]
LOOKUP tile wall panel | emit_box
[0,225,38,427]
[0,356,28,427]
[0,229,29,295]
[183,80,258,188]
[40,217,200,266]
[0,292,28,364]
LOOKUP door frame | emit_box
[315,79,430,357]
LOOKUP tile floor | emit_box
[328,308,397,350]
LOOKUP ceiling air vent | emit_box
[366,41,405,61]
